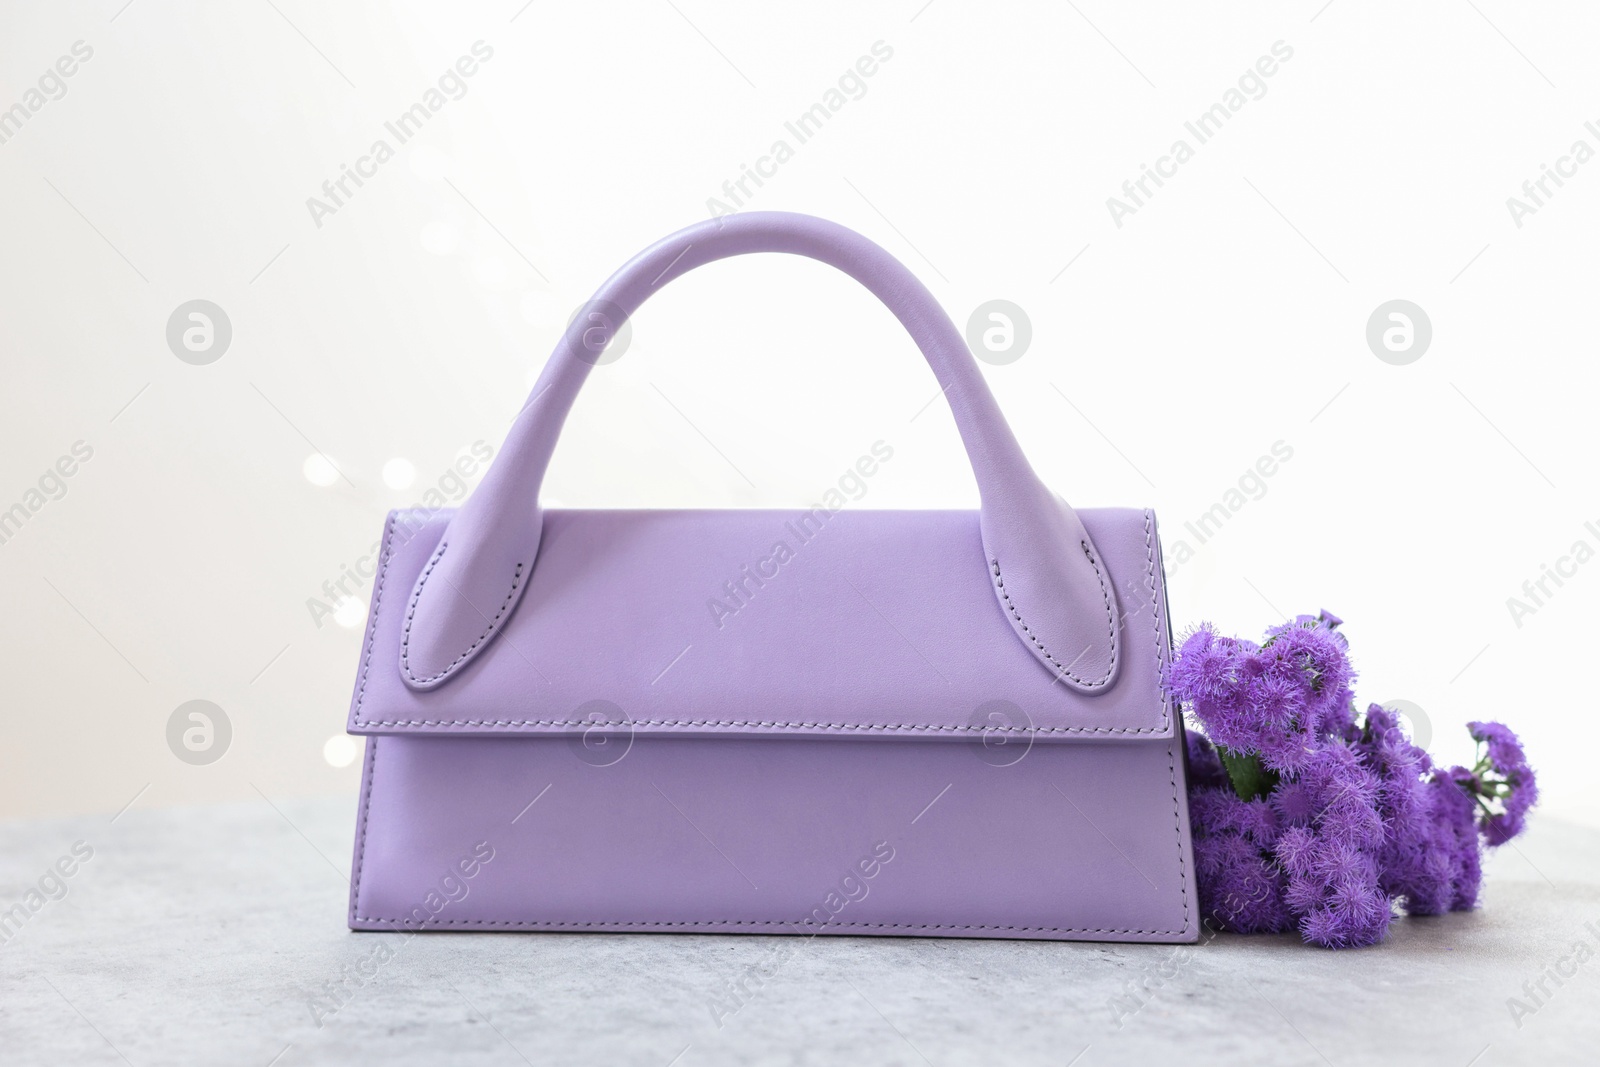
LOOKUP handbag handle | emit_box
[401,212,1121,694]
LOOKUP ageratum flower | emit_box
[1273,741,1390,948]
[1186,735,1292,934]
[1170,612,1537,949]
[1466,720,1539,845]
[1169,612,1357,775]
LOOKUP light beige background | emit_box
[1,1,1594,830]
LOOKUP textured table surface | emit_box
[1,795,1595,1066]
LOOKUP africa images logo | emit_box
[1105,41,1294,228]
[304,42,495,228]
[705,441,893,629]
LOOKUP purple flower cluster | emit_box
[1187,732,1390,947]
[1166,612,1355,774]
[1186,734,1293,934]
[1170,611,1537,949]
[1466,720,1539,845]
[1357,704,1478,916]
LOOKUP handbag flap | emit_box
[346,505,1175,741]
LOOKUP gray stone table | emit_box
[2,796,1596,1066]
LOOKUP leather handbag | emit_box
[345,212,1197,942]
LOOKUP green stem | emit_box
[1218,745,1279,802]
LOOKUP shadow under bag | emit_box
[344,211,1197,942]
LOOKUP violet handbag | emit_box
[345,212,1197,942]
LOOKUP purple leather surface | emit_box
[349,732,1197,942]
[402,212,1118,694]
[348,507,1172,740]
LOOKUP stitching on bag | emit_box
[398,540,525,686]
[357,718,1163,733]
[349,718,380,926]
[350,512,397,728]
[1142,509,1171,735]
[1146,507,1190,934]
[989,539,1116,689]
[1165,738,1192,936]
[350,916,1190,934]
[350,514,1193,936]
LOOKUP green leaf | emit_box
[1218,745,1279,801]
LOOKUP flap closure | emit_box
[401,213,1121,695]
[347,506,1174,741]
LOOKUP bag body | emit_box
[346,213,1197,942]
